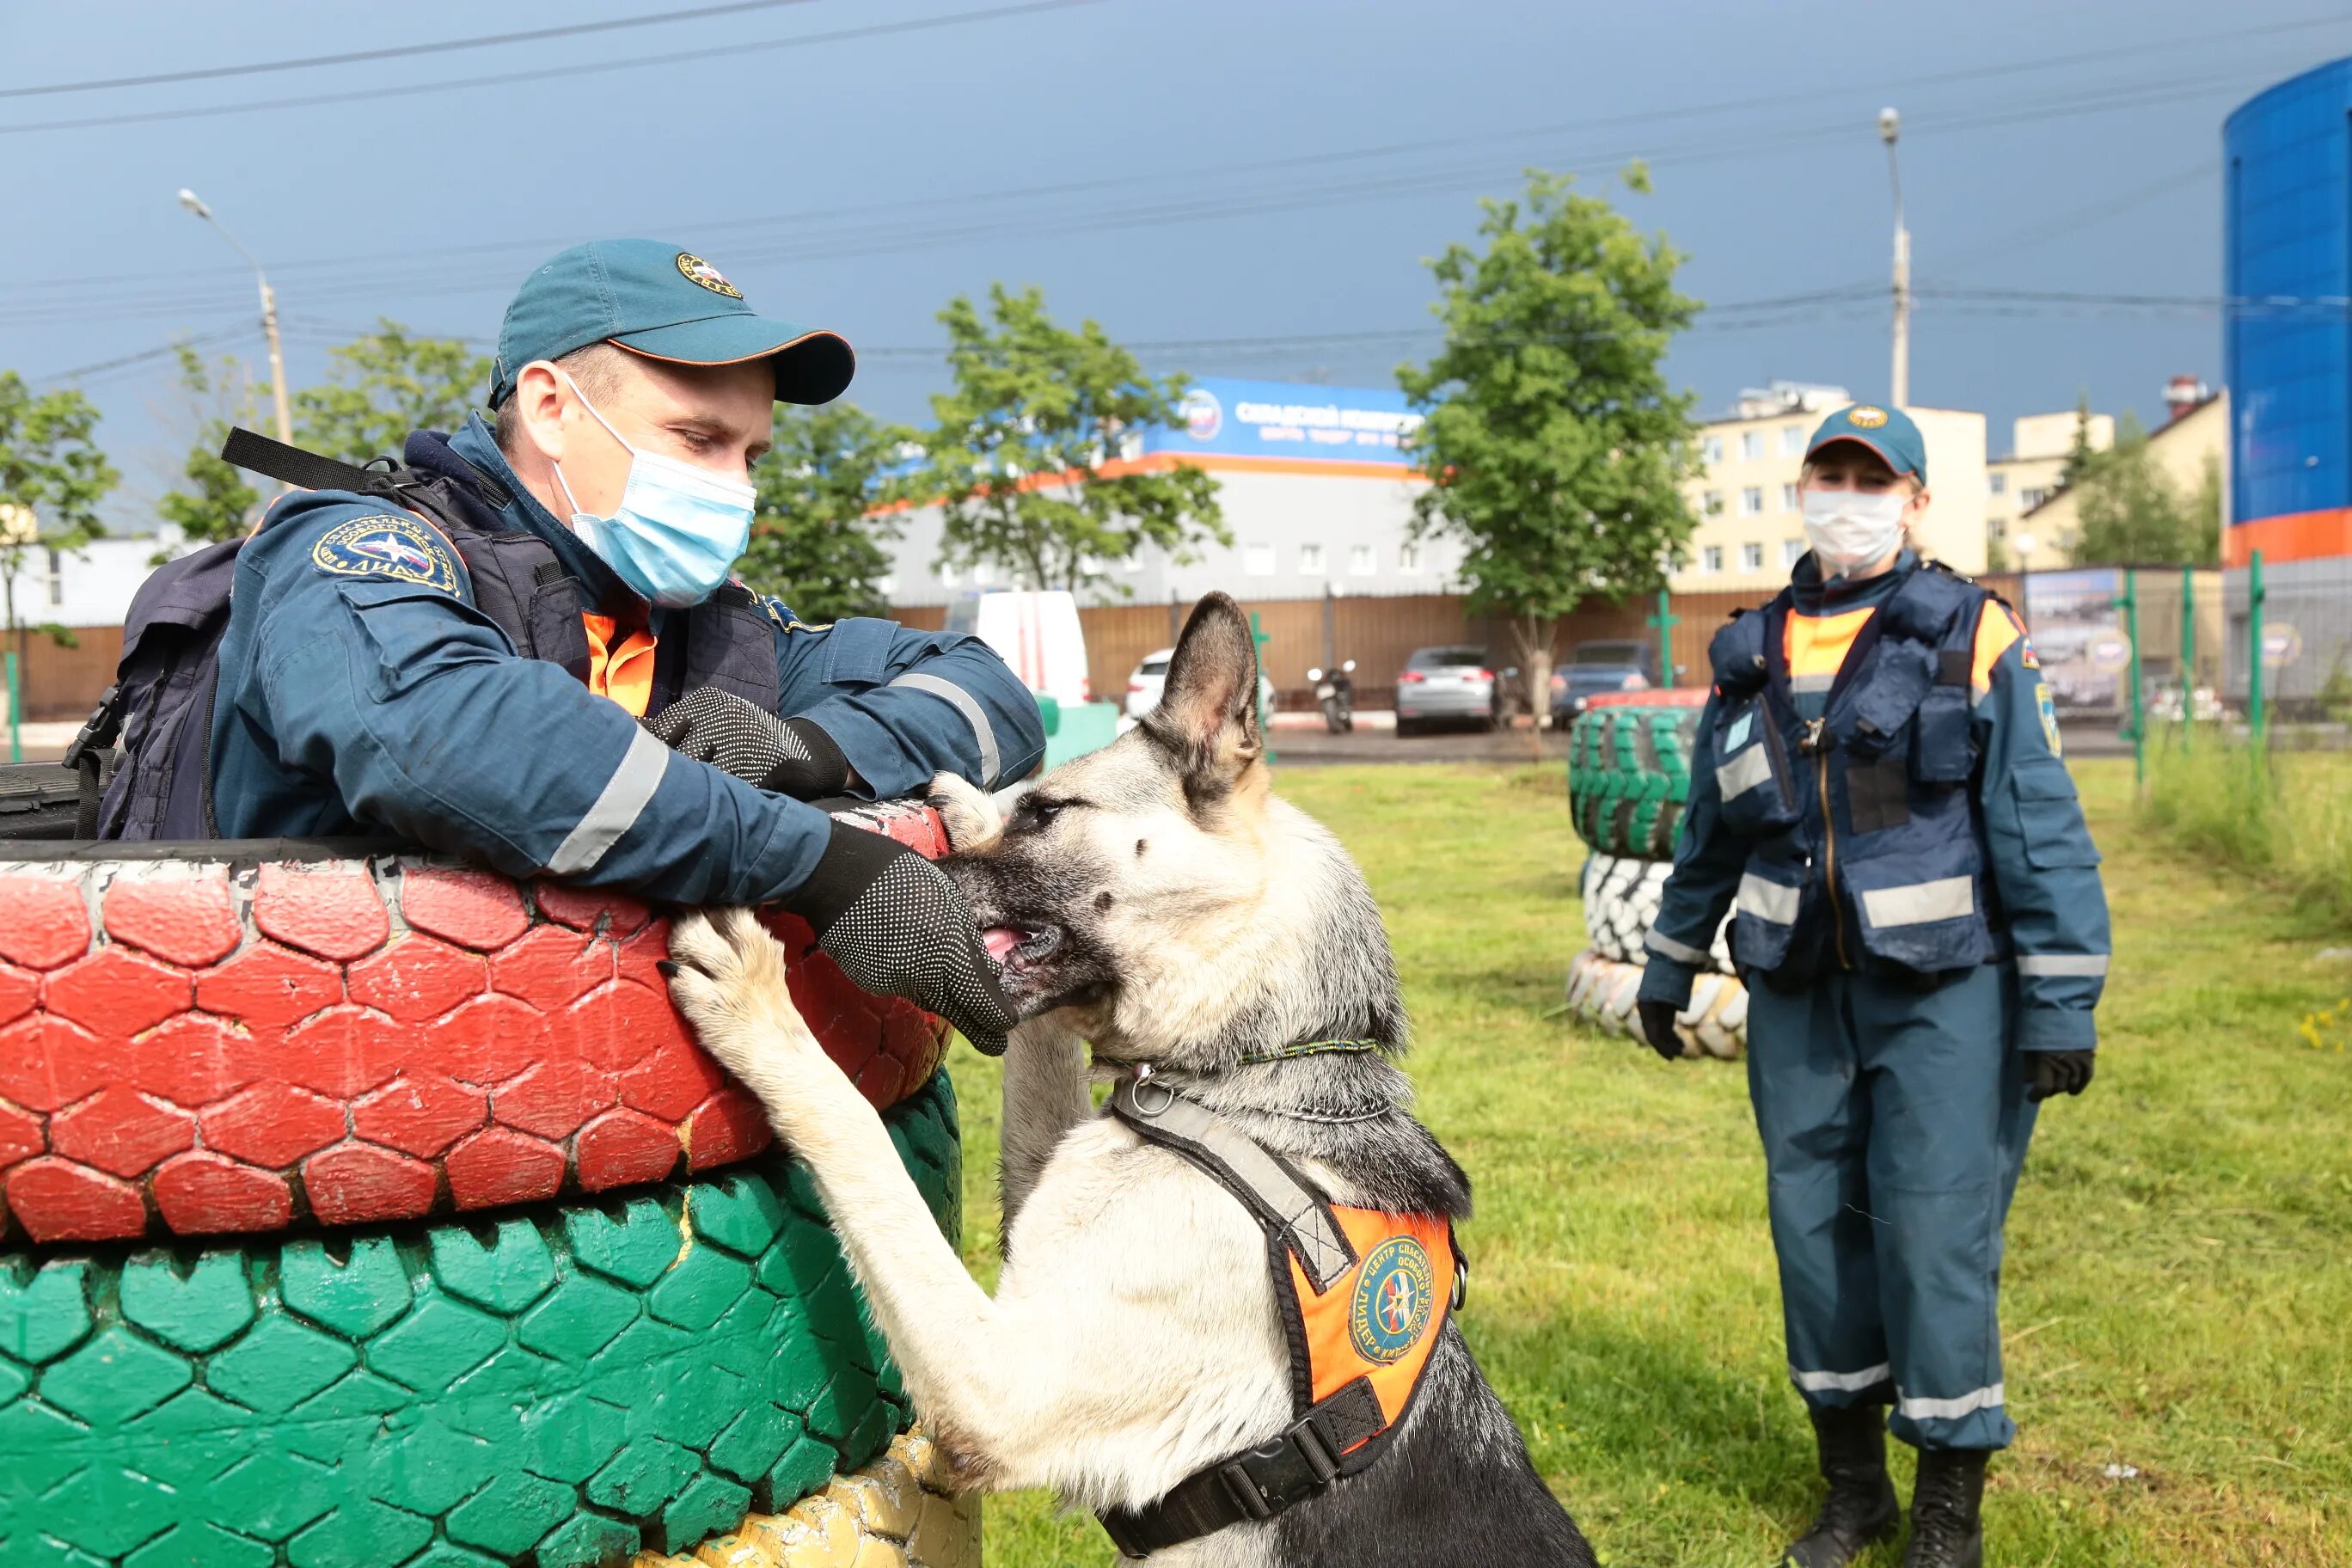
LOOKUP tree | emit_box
[293,320,493,466]
[0,371,119,664]
[2057,392,2098,492]
[156,343,264,551]
[924,284,1226,598]
[2069,413,2214,567]
[1398,165,1701,714]
[738,401,915,623]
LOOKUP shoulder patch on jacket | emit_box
[2036,681,2062,756]
[310,514,462,594]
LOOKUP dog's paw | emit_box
[664,908,825,1097]
[926,772,1005,854]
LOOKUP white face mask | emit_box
[1801,487,1909,578]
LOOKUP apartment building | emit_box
[1675,382,1989,594]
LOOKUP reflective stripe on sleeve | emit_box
[1736,872,1802,925]
[1791,1363,1893,1393]
[546,726,669,875]
[1718,743,1776,801]
[2017,953,2110,977]
[1860,874,1975,928]
[889,671,1002,785]
[1896,1382,2005,1421]
[1645,928,1711,965]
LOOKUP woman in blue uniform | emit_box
[1638,403,2110,1568]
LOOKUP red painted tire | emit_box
[0,802,952,1246]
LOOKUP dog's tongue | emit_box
[982,926,1024,963]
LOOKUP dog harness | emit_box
[1097,1071,1462,1559]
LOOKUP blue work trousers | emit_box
[1745,962,2038,1451]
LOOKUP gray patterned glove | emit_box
[644,687,849,799]
[791,819,1017,1056]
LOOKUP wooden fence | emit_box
[4,628,125,721]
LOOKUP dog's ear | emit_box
[1147,591,1264,792]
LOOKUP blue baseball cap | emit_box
[1805,402,1927,484]
[491,239,854,408]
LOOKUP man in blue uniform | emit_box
[177,239,1043,1050]
[1636,405,2109,1568]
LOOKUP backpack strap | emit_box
[220,427,383,495]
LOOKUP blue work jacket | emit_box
[206,415,1043,907]
[1638,553,2110,1052]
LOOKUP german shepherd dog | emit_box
[664,593,1596,1566]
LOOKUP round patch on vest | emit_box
[1349,1235,1437,1365]
[1847,406,1889,428]
[310,515,462,594]
[676,251,743,297]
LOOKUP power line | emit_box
[2,9,2331,293]
[0,0,831,100]
[0,0,1104,137]
[0,52,2287,333]
[33,327,257,386]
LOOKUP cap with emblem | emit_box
[1805,401,1928,484]
[491,238,854,408]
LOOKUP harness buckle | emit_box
[1098,1512,1150,1560]
[1216,1461,1276,1522]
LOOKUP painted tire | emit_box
[0,803,952,1246]
[1566,700,1705,858]
[1579,853,1732,973]
[0,1069,959,1568]
[652,1427,980,1568]
[1565,947,1747,1059]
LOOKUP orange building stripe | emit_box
[2224,507,2352,567]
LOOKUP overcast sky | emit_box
[4,0,2344,526]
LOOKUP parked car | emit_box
[1549,640,1656,726]
[1125,647,1274,725]
[1394,645,1498,736]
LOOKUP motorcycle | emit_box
[1307,659,1356,732]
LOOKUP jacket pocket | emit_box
[1911,680,1975,784]
[819,616,900,689]
[1839,856,1994,973]
[2008,759,2102,869]
[1730,855,1810,974]
[1713,696,1800,835]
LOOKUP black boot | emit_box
[1902,1449,1987,1568]
[1782,1405,1900,1567]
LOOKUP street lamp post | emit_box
[177,188,294,449]
[1878,107,1910,409]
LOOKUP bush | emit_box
[2142,738,2352,932]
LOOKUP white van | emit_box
[943,590,1092,707]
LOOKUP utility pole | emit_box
[1879,107,1910,409]
[178,188,295,459]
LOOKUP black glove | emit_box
[2028,1049,2095,1102]
[792,819,1018,1056]
[645,688,850,799]
[1636,999,1684,1062]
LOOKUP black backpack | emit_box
[74,428,587,842]
[66,426,781,843]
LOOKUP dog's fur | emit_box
[665,593,1595,1566]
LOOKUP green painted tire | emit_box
[0,1070,959,1568]
[1567,701,1704,857]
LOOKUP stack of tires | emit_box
[1565,692,1748,1059]
[0,800,977,1568]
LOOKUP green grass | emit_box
[2142,738,2352,934]
[944,759,2352,1566]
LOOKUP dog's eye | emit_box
[1019,797,1077,831]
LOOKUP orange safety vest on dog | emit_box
[1098,1073,1463,1559]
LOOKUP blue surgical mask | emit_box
[550,372,756,608]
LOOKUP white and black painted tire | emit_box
[1578,854,1733,974]
[1564,947,1747,1060]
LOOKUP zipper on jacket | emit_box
[1802,717,1851,970]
